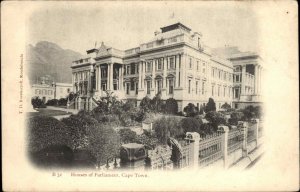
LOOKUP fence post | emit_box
[218,126,229,169]
[185,132,200,169]
[239,121,248,158]
[252,118,259,148]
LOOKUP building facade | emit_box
[31,76,73,103]
[71,23,263,111]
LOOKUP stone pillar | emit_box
[241,65,246,95]
[151,61,155,96]
[258,66,262,95]
[185,132,200,169]
[99,66,102,92]
[254,65,258,94]
[163,57,167,96]
[252,119,260,148]
[176,55,180,88]
[95,67,98,91]
[218,125,229,169]
[240,121,248,158]
[119,66,123,91]
[139,62,143,89]
[108,63,113,91]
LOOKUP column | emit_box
[163,57,167,89]
[110,63,114,91]
[241,121,248,157]
[241,65,246,95]
[176,54,180,87]
[151,61,155,95]
[258,66,262,95]
[98,66,102,92]
[139,61,143,89]
[119,66,123,91]
[185,132,200,169]
[95,67,98,91]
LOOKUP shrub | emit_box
[221,102,231,110]
[119,128,137,144]
[199,123,216,136]
[180,117,202,134]
[150,93,164,112]
[27,116,73,153]
[31,97,45,109]
[46,99,59,106]
[165,98,178,114]
[205,98,216,113]
[58,98,68,106]
[183,103,198,117]
[153,116,184,144]
[205,111,226,129]
[140,96,152,112]
[228,111,244,125]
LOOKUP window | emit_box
[131,81,135,91]
[235,75,239,82]
[219,71,221,79]
[224,72,227,80]
[126,83,130,94]
[35,89,39,94]
[136,83,138,95]
[197,61,199,71]
[189,58,192,69]
[102,84,106,91]
[212,85,214,96]
[147,62,152,72]
[228,87,231,97]
[157,80,162,94]
[212,68,215,77]
[196,81,198,94]
[202,63,206,73]
[113,83,117,91]
[218,85,220,96]
[102,68,107,78]
[131,64,136,74]
[224,87,226,97]
[202,82,205,95]
[169,57,174,69]
[147,81,151,94]
[157,59,162,70]
[169,79,174,94]
[188,80,191,94]
[127,65,130,75]
[48,90,51,95]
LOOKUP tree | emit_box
[58,98,68,106]
[205,98,216,113]
[46,99,59,106]
[140,96,152,112]
[221,102,231,110]
[31,97,46,108]
[119,128,137,144]
[180,117,202,134]
[87,124,120,167]
[153,116,184,144]
[183,103,198,117]
[27,116,72,153]
[205,111,226,129]
[241,105,256,121]
[150,93,164,112]
[228,111,244,125]
[165,98,178,114]
[61,112,98,150]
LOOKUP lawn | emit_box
[27,108,70,118]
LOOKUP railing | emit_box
[228,129,243,154]
[199,132,223,167]
[247,126,256,143]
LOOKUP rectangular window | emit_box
[102,84,106,91]
[136,83,138,95]
[157,80,162,93]
[188,80,191,94]
[224,87,226,97]
[130,64,135,74]
[218,85,220,96]
[219,71,221,79]
[196,81,198,94]
[202,82,205,95]
[131,81,135,91]
[169,57,174,69]
[189,58,192,69]
[197,61,199,71]
[147,81,151,94]
[126,83,130,94]
[212,85,214,96]
[147,62,152,72]
[169,79,174,94]
[157,59,162,70]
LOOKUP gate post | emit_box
[218,126,229,169]
[185,132,200,169]
[239,121,248,158]
[252,119,260,148]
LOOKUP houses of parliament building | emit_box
[70,23,263,111]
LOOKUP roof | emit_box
[160,22,191,33]
[122,143,144,149]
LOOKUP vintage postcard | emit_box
[1,1,299,191]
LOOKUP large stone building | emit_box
[70,23,263,111]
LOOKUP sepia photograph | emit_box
[2,1,299,191]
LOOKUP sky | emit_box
[27,1,260,55]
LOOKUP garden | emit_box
[27,91,263,169]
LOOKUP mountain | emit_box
[26,41,83,84]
